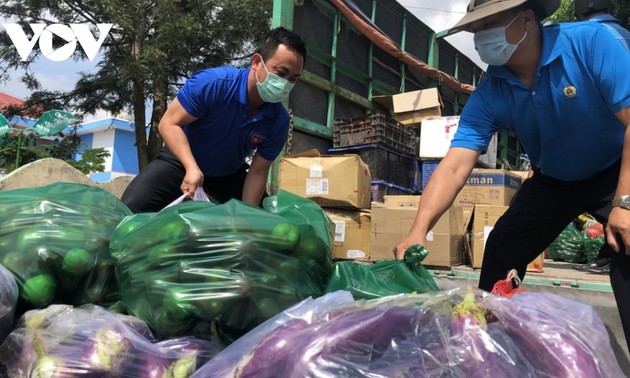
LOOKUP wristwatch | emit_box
[612,195,630,210]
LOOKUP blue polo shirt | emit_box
[177,67,289,177]
[451,22,630,181]
[589,14,630,51]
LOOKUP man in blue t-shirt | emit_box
[393,0,630,350]
[122,27,306,212]
[575,0,630,51]
[572,0,630,274]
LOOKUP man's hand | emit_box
[394,234,427,260]
[606,207,630,255]
[181,168,204,198]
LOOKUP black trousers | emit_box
[478,160,630,350]
[121,149,258,213]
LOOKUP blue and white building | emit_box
[72,117,140,182]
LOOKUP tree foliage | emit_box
[549,0,630,28]
[0,127,110,174]
[0,0,273,169]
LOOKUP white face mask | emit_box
[473,12,527,66]
[255,58,295,103]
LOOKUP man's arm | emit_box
[394,147,479,259]
[158,98,202,196]
[607,107,630,254]
[242,153,273,206]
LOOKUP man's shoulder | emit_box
[547,21,611,45]
[191,66,245,80]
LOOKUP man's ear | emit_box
[252,53,264,68]
[523,9,537,29]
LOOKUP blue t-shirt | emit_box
[590,14,630,52]
[451,22,630,181]
[176,67,289,177]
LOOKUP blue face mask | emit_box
[255,58,295,103]
[473,13,527,66]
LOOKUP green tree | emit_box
[0,126,110,174]
[0,0,272,170]
[44,128,111,174]
[549,0,630,27]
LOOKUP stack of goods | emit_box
[331,111,419,200]
[278,152,373,260]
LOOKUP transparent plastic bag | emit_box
[164,187,213,209]
[480,291,625,377]
[194,288,624,378]
[0,263,18,344]
[0,183,132,309]
[0,304,222,378]
[110,190,334,342]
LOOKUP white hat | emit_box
[448,0,560,34]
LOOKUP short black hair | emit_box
[254,27,307,66]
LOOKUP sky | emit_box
[397,0,486,69]
[0,0,484,116]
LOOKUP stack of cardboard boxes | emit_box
[278,150,373,260]
[277,87,541,272]
[278,152,542,272]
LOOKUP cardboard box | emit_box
[454,169,522,210]
[370,202,466,268]
[471,205,543,272]
[372,88,442,126]
[278,151,372,209]
[418,116,498,168]
[324,208,371,260]
[383,195,421,208]
[510,170,532,183]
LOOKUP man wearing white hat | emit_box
[394,0,630,349]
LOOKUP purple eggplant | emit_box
[448,290,536,378]
[481,292,625,377]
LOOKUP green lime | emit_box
[62,248,93,275]
[22,274,56,307]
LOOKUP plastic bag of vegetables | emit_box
[0,183,132,310]
[324,245,439,300]
[480,291,625,377]
[110,190,334,341]
[193,287,624,378]
[0,304,222,378]
[547,223,588,263]
[0,263,19,344]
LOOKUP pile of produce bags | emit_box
[192,288,625,377]
[110,190,334,342]
[0,304,222,377]
[0,183,132,310]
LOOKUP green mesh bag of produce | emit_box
[110,190,334,342]
[584,236,606,263]
[324,245,438,300]
[0,183,132,310]
[547,223,589,263]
